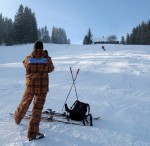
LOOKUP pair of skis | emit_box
[43,109,99,119]
[10,109,100,126]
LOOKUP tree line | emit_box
[0,14,13,45]
[120,20,150,45]
[84,21,150,45]
[0,4,70,46]
[125,20,150,45]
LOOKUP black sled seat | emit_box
[65,100,93,126]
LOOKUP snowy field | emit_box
[0,43,150,146]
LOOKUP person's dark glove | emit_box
[44,50,48,55]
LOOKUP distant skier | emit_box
[101,45,105,51]
[14,41,54,141]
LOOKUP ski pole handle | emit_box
[70,67,74,81]
[70,67,72,74]
[70,67,80,81]
[74,69,79,80]
[76,69,79,75]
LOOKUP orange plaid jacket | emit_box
[23,49,54,94]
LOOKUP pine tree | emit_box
[126,33,131,44]
[0,13,4,44]
[60,28,67,44]
[39,26,51,43]
[135,25,142,44]
[83,28,93,45]
[51,26,57,43]
[141,21,147,45]
[13,4,24,43]
[120,36,125,44]
[4,18,14,45]
[31,12,38,42]
[83,35,88,45]
[51,26,69,44]
[67,38,71,44]
[0,13,14,45]
[131,28,138,44]
[147,20,150,44]
[87,28,93,44]
[13,4,38,44]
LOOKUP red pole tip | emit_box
[70,67,72,73]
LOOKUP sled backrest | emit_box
[66,100,90,121]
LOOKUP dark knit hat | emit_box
[34,41,43,49]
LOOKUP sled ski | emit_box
[27,109,100,120]
[10,112,100,126]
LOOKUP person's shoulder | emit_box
[47,56,52,60]
[24,55,32,62]
[46,56,53,63]
[25,55,32,59]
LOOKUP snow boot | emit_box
[29,133,45,141]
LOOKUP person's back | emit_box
[14,41,54,141]
[24,47,54,94]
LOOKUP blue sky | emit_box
[1,0,150,44]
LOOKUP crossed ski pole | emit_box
[62,67,80,111]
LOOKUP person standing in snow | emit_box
[14,41,54,141]
[101,45,105,51]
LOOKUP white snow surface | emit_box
[0,44,150,146]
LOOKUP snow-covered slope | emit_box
[0,44,150,146]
